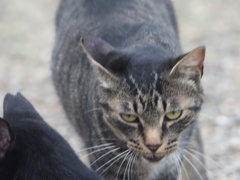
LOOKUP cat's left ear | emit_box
[80,37,120,70]
[80,37,126,89]
[170,46,205,82]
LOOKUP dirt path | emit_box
[0,0,239,179]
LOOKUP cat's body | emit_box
[52,0,207,179]
[0,93,101,180]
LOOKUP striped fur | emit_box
[52,0,208,179]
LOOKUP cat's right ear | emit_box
[169,46,205,83]
[0,118,15,159]
[80,37,124,89]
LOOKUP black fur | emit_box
[0,93,101,180]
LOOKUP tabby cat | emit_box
[52,0,208,179]
[0,93,101,180]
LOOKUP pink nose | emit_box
[146,144,161,153]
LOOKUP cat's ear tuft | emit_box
[170,46,205,82]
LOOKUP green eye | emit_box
[121,114,138,122]
[165,110,182,120]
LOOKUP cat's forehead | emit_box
[119,72,199,112]
[119,73,160,112]
[120,53,175,93]
[124,70,165,96]
[124,47,173,73]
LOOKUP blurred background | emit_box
[0,0,239,179]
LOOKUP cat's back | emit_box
[55,0,178,47]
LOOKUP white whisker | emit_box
[123,153,134,180]
[189,148,224,172]
[100,149,130,175]
[176,150,189,180]
[127,153,135,180]
[116,151,131,180]
[184,149,216,180]
[90,147,120,167]
[96,149,130,172]
[199,113,215,121]
[173,152,182,180]
[183,154,204,180]
[178,157,183,180]
[130,154,137,179]
[81,145,115,158]
[78,143,113,152]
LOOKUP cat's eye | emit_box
[165,110,182,120]
[120,114,138,122]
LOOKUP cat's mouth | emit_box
[143,155,165,163]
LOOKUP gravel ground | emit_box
[0,0,239,179]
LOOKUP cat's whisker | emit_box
[127,156,132,180]
[123,153,134,180]
[83,108,102,115]
[90,147,121,167]
[172,152,182,180]
[171,154,178,179]
[176,150,190,180]
[96,149,131,172]
[184,149,216,179]
[177,156,183,180]
[130,154,137,179]
[100,149,130,175]
[78,143,114,152]
[189,148,224,172]
[81,145,115,158]
[176,141,224,179]
[171,153,178,178]
[183,154,204,180]
[116,150,132,180]
[82,138,123,143]
[127,153,135,180]
[199,113,215,121]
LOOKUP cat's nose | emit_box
[146,144,161,153]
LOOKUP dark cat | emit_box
[52,0,208,179]
[0,93,101,180]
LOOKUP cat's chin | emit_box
[143,155,165,163]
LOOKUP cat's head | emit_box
[81,37,205,162]
[0,92,41,159]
